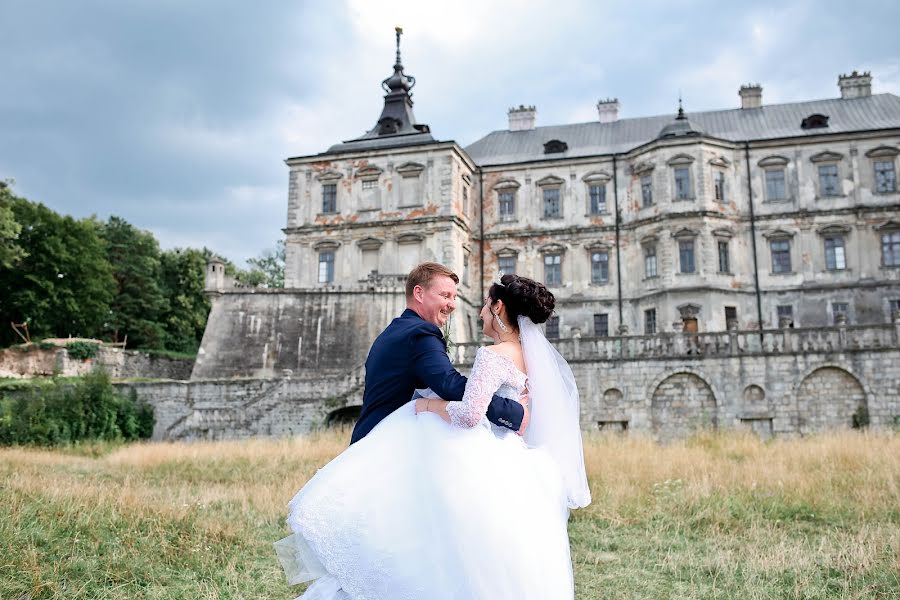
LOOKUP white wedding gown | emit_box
[275,348,575,600]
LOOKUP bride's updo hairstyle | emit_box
[488,274,555,325]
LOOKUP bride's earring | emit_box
[493,310,510,334]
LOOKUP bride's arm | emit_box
[419,350,506,428]
[415,397,451,423]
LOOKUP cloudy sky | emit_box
[2,0,899,265]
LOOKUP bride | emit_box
[275,274,591,600]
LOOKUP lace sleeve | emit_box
[447,348,509,428]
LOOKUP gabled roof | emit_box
[465,94,900,166]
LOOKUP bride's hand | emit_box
[415,398,430,414]
[517,404,530,436]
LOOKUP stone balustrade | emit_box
[450,318,900,365]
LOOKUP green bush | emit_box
[66,341,99,361]
[0,371,155,446]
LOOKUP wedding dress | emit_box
[276,320,590,600]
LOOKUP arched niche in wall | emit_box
[396,162,426,208]
[356,165,383,210]
[396,232,425,273]
[357,237,383,277]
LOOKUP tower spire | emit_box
[676,94,685,120]
[355,27,431,140]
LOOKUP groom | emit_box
[350,262,527,444]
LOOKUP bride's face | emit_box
[479,297,500,340]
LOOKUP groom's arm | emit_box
[409,328,524,432]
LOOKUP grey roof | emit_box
[465,94,900,166]
[325,132,438,155]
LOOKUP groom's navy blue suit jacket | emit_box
[350,309,525,444]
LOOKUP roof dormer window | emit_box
[543,139,568,154]
[801,114,829,129]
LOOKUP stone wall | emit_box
[192,288,411,380]
[117,365,365,441]
[125,322,899,442]
[0,346,193,380]
[451,321,900,441]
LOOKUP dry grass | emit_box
[1,429,898,599]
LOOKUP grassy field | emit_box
[1,430,898,599]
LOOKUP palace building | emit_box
[179,31,900,441]
[275,32,900,347]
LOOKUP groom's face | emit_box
[416,275,457,328]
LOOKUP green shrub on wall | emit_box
[0,371,155,446]
[66,341,100,361]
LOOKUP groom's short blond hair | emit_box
[406,262,459,299]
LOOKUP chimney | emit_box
[838,70,872,99]
[508,105,536,131]
[596,98,620,123]
[739,84,762,109]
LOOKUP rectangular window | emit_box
[318,251,334,283]
[322,184,337,213]
[545,316,560,339]
[544,254,562,286]
[591,251,609,284]
[679,239,696,274]
[644,245,657,278]
[462,186,469,214]
[462,254,469,286]
[824,236,846,271]
[717,240,730,273]
[770,239,792,273]
[765,168,787,200]
[875,160,897,193]
[498,255,516,275]
[361,179,377,190]
[641,175,653,207]
[674,167,692,200]
[890,299,900,315]
[818,164,840,197]
[714,171,726,202]
[543,188,561,218]
[644,308,657,335]
[832,302,849,324]
[777,305,794,328]
[589,184,606,214]
[498,191,516,222]
[593,313,609,337]
[724,306,738,327]
[882,232,900,266]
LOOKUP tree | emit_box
[242,239,285,288]
[0,181,25,269]
[99,216,167,350]
[159,247,210,353]
[0,194,114,346]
